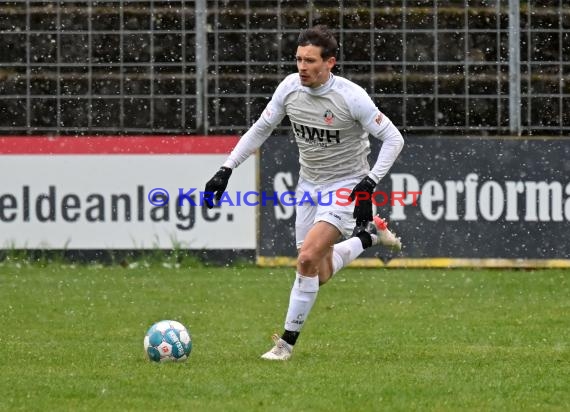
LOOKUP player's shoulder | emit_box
[273,73,302,99]
[330,75,379,121]
[333,76,374,113]
[279,73,302,90]
[331,75,368,95]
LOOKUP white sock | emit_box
[284,272,319,333]
[331,237,365,276]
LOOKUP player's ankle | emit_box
[355,230,372,249]
[281,330,299,346]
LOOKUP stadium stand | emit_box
[0,1,568,136]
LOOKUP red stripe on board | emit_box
[0,136,239,154]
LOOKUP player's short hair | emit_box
[297,25,338,59]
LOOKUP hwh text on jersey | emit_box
[292,122,340,147]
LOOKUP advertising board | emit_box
[258,136,570,267]
[0,136,256,250]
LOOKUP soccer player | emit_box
[203,25,404,360]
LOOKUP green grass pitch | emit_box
[0,261,568,411]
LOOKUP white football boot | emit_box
[260,334,293,361]
[369,215,402,251]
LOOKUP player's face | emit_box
[295,45,336,88]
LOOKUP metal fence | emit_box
[0,0,568,136]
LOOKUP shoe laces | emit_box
[269,334,291,355]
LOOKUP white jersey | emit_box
[223,73,404,184]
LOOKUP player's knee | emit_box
[297,250,319,272]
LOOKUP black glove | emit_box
[204,167,232,209]
[349,176,377,227]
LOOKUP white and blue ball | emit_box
[144,320,192,362]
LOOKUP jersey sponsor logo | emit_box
[375,112,382,125]
[323,109,334,125]
[291,121,340,147]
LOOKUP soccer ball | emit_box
[144,320,192,362]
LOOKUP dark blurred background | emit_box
[0,0,568,136]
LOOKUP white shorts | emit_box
[295,176,361,248]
